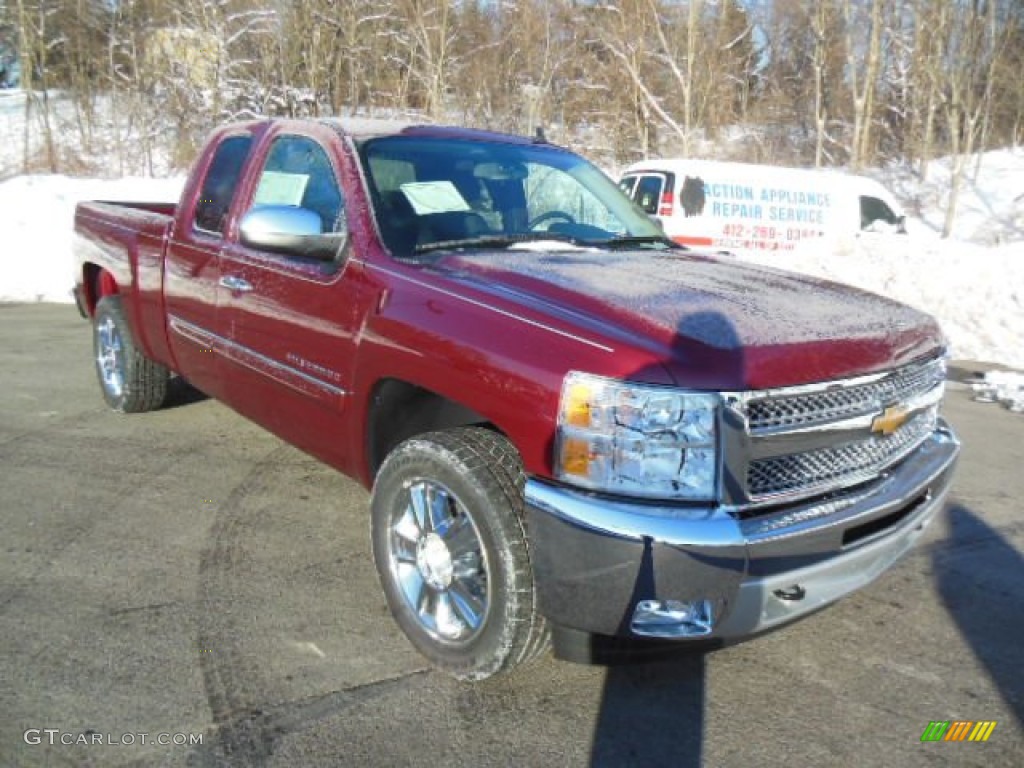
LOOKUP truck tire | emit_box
[370,427,550,680]
[92,295,169,413]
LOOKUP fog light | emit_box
[631,599,714,638]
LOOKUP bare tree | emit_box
[391,0,458,118]
[843,0,885,170]
[810,1,845,166]
[939,0,1006,236]
[593,1,706,155]
[15,0,60,172]
[4,0,1024,178]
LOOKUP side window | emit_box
[252,135,345,233]
[194,135,252,235]
[634,175,664,214]
[619,175,639,197]
[860,195,898,231]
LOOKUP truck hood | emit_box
[433,248,944,390]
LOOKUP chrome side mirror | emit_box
[239,205,346,262]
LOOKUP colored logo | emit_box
[871,404,909,435]
[920,721,997,742]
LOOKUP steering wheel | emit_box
[528,210,576,231]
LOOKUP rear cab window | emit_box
[194,135,253,235]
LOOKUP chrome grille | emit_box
[747,409,937,498]
[746,358,945,431]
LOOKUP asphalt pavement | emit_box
[1,303,1021,767]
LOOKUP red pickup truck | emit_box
[74,119,960,680]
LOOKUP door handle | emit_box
[219,275,253,293]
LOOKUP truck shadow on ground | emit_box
[589,653,706,767]
[932,503,1024,726]
[163,375,209,409]
[585,309,745,767]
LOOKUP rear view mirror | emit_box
[473,161,528,181]
[239,205,345,262]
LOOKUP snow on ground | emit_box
[970,370,1024,413]
[0,175,184,302]
[740,233,1024,371]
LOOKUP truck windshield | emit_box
[357,135,668,258]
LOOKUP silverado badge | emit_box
[871,404,909,435]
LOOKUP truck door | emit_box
[217,127,359,468]
[164,131,253,398]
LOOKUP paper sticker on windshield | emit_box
[254,171,309,207]
[400,181,470,215]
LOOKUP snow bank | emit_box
[738,233,1024,370]
[0,175,184,303]
[971,371,1024,413]
[877,148,1024,246]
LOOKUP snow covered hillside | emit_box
[879,149,1024,246]
[0,146,1020,373]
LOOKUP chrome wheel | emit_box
[387,479,490,643]
[91,296,169,413]
[95,314,124,399]
[371,429,550,678]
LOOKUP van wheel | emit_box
[370,428,550,680]
[93,296,169,413]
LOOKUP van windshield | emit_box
[357,135,668,258]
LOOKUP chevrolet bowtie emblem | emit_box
[871,405,909,435]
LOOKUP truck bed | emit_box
[78,199,177,222]
[74,200,178,365]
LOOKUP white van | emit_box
[618,159,907,255]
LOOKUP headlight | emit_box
[555,371,719,501]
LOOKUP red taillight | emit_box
[659,191,673,216]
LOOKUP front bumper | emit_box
[525,422,959,640]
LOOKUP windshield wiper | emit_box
[600,234,682,250]
[414,232,588,254]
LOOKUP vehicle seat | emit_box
[417,212,490,246]
[378,192,420,256]
[302,174,344,233]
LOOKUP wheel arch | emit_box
[366,378,505,482]
[82,264,119,317]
